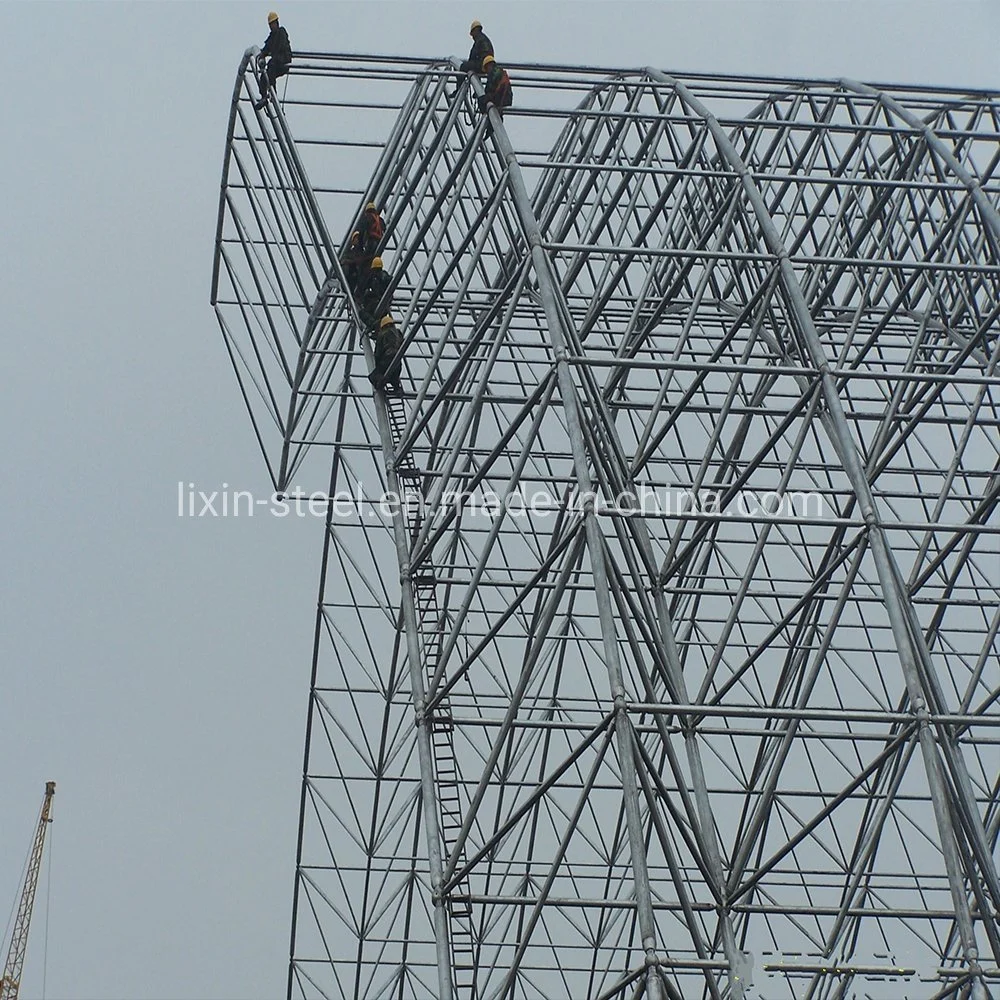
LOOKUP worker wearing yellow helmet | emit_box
[254,10,293,111]
[370,314,405,393]
[478,54,513,123]
[357,254,393,332]
[460,19,494,74]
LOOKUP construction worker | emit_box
[460,20,494,73]
[254,12,292,111]
[356,257,393,330]
[478,55,513,119]
[341,230,365,292]
[369,314,404,391]
[360,202,385,259]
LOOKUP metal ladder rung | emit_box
[381,387,477,993]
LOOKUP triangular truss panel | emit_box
[212,52,1000,1000]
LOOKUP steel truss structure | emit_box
[211,48,1000,1000]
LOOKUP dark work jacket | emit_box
[460,31,494,72]
[358,268,393,327]
[262,25,292,65]
[342,231,362,259]
[484,62,512,107]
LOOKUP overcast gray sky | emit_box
[0,2,997,998]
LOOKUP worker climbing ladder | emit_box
[383,392,478,998]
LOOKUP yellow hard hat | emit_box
[380,314,395,329]
[365,202,376,211]
[470,20,482,34]
[371,257,383,269]
[267,11,279,24]
[482,54,495,67]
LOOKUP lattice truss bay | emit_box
[211,50,1000,1000]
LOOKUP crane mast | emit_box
[1,782,55,1000]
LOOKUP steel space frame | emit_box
[211,49,1000,1000]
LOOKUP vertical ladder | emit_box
[383,391,478,998]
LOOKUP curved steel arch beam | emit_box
[841,78,1000,255]
[287,61,482,1000]
[647,67,996,998]
[212,47,337,299]
[211,47,259,305]
[215,47,357,493]
[485,66,759,1000]
[457,60,675,1000]
[511,69,762,1000]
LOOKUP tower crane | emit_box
[1,782,55,1000]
